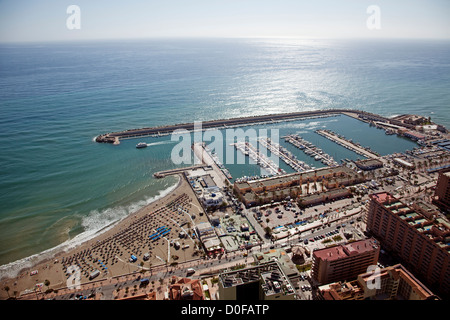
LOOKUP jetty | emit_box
[315,129,380,159]
[153,165,208,178]
[258,137,311,172]
[284,134,339,167]
[95,109,407,144]
[232,141,282,176]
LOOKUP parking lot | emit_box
[247,196,363,239]
[296,271,313,300]
[253,200,310,231]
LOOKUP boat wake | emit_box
[146,140,176,147]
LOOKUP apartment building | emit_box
[320,264,437,300]
[311,238,380,285]
[367,192,450,297]
[434,170,450,212]
[218,261,296,300]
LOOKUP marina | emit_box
[232,141,283,176]
[258,137,312,172]
[284,134,339,167]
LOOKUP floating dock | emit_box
[232,141,282,176]
[284,134,339,167]
[258,137,311,172]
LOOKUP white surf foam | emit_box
[0,176,180,280]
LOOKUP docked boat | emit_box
[136,142,148,149]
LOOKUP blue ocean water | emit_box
[0,38,449,274]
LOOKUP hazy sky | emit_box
[0,0,449,42]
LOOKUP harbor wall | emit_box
[95,109,394,144]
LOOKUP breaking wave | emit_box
[0,177,180,280]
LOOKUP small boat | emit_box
[136,142,148,149]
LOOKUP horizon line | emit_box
[2,35,450,45]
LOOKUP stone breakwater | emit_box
[95,109,404,144]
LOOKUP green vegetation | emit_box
[211,277,219,284]
[296,263,312,273]
[230,264,247,271]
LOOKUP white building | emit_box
[202,190,224,207]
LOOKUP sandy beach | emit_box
[0,173,211,300]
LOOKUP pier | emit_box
[153,165,208,178]
[95,109,395,144]
[284,134,339,167]
[258,137,312,172]
[315,129,380,159]
[203,144,233,180]
[232,141,282,176]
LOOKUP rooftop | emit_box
[236,166,359,191]
[370,192,450,253]
[358,264,437,300]
[253,248,300,278]
[321,264,437,300]
[219,261,295,297]
[370,192,398,205]
[313,238,379,262]
[169,277,204,300]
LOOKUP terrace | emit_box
[399,212,419,220]
[373,192,450,252]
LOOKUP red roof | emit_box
[313,239,378,262]
[370,192,396,204]
[169,277,204,300]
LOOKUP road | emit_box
[48,250,254,300]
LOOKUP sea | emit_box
[0,38,449,277]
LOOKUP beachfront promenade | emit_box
[95,109,399,144]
